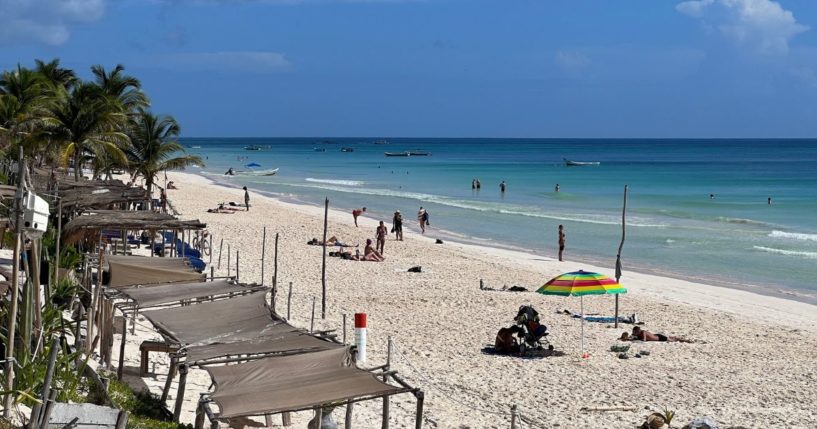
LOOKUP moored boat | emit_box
[408,151,431,156]
[564,158,600,166]
[341,147,354,152]
[244,145,263,151]
[384,151,410,157]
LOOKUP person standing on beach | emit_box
[418,207,428,233]
[558,224,565,261]
[392,210,403,241]
[376,221,388,254]
[500,181,506,194]
[352,207,366,227]
[243,186,250,211]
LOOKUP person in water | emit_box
[225,168,235,175]
[376,221,388,254]
[555,183,560,193]
[768,196,772,205]
[476,179,481,189]
[621,326,692,343]
[472,178,477,189]
[500,180,506,193]
[392,210,403,241]
[352,207,366,227]
[558,224,565,262]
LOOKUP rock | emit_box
[682,417,719,429]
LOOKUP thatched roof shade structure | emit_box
[62,210,205,245]
[59,186,148,211]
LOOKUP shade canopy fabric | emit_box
[107,256,204,289]
[142,291,340,361]
[207,347,408,418]
[537,270,627,297]
[62,210,205,245]
[118,279,259,308]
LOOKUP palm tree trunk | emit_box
[73,147,81,181]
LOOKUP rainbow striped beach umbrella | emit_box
[537,270,627,356]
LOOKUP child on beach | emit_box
[352,207,366,227]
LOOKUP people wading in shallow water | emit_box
[500,180,506,194]
[558,224,565,262]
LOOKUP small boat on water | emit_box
[564,158,600,166]
[244,145,263,151]
[384,151,410,157]
[313,147,326,152]
[238,168,279,176]
[408,151,431,156]
[374,139,390,145]
[341,147,354,152]
[190,145,202,149]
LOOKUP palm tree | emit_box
[50,82,130,180]
[35,59,77,91]
[0,65,55,157]
[91,64,149,112]
[127,109,202,204]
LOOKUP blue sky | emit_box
[3,0,817,138]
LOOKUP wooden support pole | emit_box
[236,250,239,282]
[217,238,224,270]
[39,337,60,424]
[273,233,279,291]
[39,388,58,429]
[310,297,316,332]
[343,314,347,344]
[261,227,266,286]
[31,238,43,334]
[161,356,177,403]
[118,315,127,380]
[226,244,231,277]
[173,364,188,422]
[614,184,628,329]
[3,149,24,417]
[321,198,328,319]
[345,401,354,429]
[282,412,291,426]
[510,404,518,429]
[382,336,392,429]
[264,415,273,428]
[287,282,292,320]
[195,403,205,429]
[415,390,424,429]
[314,408,323,429]
[210,266,214,281]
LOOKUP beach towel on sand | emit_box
[481,345,565,359]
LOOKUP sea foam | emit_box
[305,178,364,186]
[753,246,817,259]
[769,230,817,242]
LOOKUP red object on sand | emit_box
[354,313,367,328]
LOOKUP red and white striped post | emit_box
[354,313,367,364]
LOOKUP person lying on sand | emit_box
[364,239,384,262]
[308,236,358,247]
[620,326,693,343]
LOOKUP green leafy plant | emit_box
[661,407,676,426]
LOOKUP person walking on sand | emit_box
[352,207,366,227]
[558,224,565,261]
[500,180,506,194]
[392,210,403,241]
[418,207,428,233]
[376,221,388,254]
[243,186,250,211]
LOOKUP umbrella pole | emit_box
[580,296,585,356]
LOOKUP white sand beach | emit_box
[113,171,817,428]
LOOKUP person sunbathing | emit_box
[308,236,357,247]
[620,326,692,343]
[364,239,384,262]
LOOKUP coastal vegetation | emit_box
[0,59,201,426]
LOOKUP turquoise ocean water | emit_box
[180,138,817,302]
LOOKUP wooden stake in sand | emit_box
[287,282,293,320]
[273,232,279,291]
[614,185,628,328]
[236,250,240,282]
[227,244,231,277]
[217,238,224,270]
[261,227,266,286]
[321,197,329,319]
[311,297,316,332]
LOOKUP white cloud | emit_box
[676,0,808,54]
[157,51,292,73]
[554,51,591,69]
[0,0,106,46]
